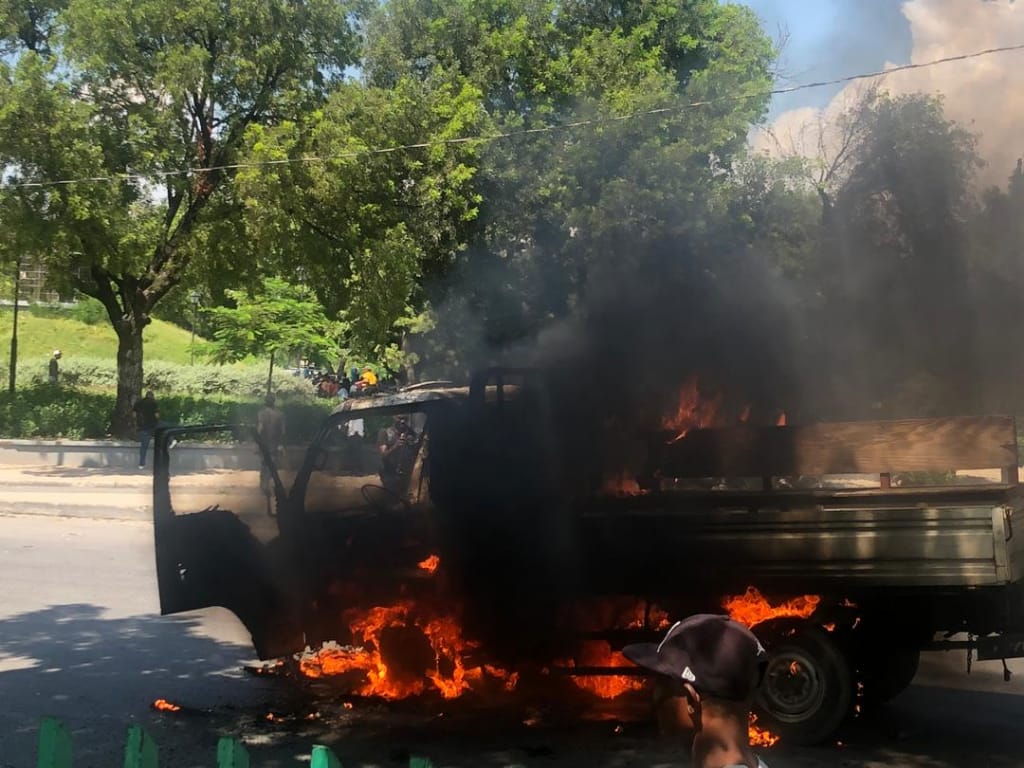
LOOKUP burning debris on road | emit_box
[298,601,514,700]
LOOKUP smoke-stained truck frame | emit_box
[151,367,1024,745]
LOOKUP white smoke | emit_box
[754,0,1024,186]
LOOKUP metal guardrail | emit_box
[35,717,435,768]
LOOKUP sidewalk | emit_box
[0,437,293,471]
[0,463,267,521]
[0,461,146,515]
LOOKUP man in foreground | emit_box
[623,614,770,768]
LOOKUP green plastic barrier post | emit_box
[37,718,73,768]
[123,725,159,768]
[310,745,343,768]
[217,737,250,768]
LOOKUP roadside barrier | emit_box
[35,717,435,768]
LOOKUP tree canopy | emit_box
[5,1,1024,430]
[0,0,361,434]
[205,277,340,393]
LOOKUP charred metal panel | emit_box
[576,499,1013,593]
[152,426,302,659]
[153,508,302,658]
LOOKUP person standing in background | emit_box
[257,392,286,497]
[48,350,61,385]
[133,391,160,469]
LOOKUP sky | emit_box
[743,0,1024,186]
[744,0,912,118]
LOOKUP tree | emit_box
[205,278,340,395]
[359,0,778,375]
[807,92,982,416]
[0,0,361,435]
[235,71,488,374]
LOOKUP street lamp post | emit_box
[189,290,200,366]
[8,256,20,394]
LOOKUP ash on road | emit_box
[2,503,1024,766]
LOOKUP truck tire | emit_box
[859,648,920,708]
[753,624,853,746]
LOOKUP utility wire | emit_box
[3,41,1024,191]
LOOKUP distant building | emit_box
[16,261,77,304]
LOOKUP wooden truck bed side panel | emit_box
[648,415,1018,479]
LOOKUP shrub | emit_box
[0,385,334,441]
[0,387,114,439]
[67,298,110,326]
[17,356,316,398]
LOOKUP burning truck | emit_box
[152,367,1024,745]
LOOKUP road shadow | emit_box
[17,465,251,480]
[3,605,1024,768]
[0,603,278,767]
[18,465,147,477]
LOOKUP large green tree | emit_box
[780,91,983,417]
[0,0,361,435]
[339,0,777,375]
[235,72,487,373]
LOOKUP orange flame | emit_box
[663,377,723,442]
[748,713,780,747]
[559,599,670,699]
[776,411,787,427]
[299,601,509,700]
[152,699,181,712]
[602,471,643,496]
[722,587,820,628]
[738,404,752,424]
[418,554,440,574]
[484,664,520,691]
[569,641,645,699]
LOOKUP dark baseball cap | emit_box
[622,614,768,700]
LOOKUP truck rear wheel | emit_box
[858,647,920,708]
[753,624,853,746]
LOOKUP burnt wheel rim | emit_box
[760,649,825,723]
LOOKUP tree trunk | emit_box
[266,350,275,397]
[112,323,145,438]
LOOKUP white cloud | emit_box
[755,0,1024,186]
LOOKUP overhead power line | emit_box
[3,41,1024,191]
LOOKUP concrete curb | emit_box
[0,439,299,471]
[0,503,150,521]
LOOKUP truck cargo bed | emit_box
[578,484,1024,592]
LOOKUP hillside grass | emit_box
[0,305,200,368]
[0,304,340,440]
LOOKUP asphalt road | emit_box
[3,511,1024,767]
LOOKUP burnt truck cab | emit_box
[153,367,1024,745]
[152,369,549,659]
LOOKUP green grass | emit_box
[0,305,199,367]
